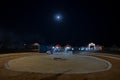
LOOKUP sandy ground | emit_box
[7,54,112,74]
[0,52,120,80]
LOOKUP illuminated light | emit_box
[52,46,55,49]
[54,14,62,22]
[88,42,95,47]
[81,47,85,50]
[88,42,96,50]
[55,44,61,49]
[33,43,40,46]
[56,15,61,21]
[66,47,71,49]
[98,46,103,50]
[85,48,89,50]
[65,45,71,50]
[57,16,60,19]
[56,47,59,49]
[72,48,74,50]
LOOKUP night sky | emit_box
[0,0,119,47]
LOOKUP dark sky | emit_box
[0,0,119,47]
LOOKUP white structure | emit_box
[32,43,40,52]
[88,43,96,50]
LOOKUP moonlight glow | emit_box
[57,16,60,19]
[55,14,62,21]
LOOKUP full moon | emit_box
[56,16,60,19]
[55,14,62,21]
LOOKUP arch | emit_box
[88,43,95,50]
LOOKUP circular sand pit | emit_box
[6,55,112,74]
